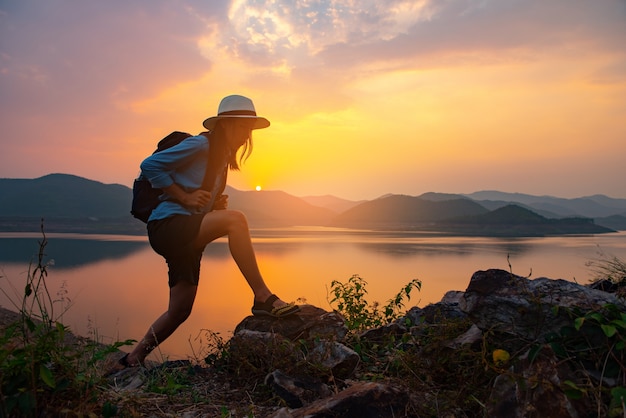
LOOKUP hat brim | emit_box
[203,115,270,130]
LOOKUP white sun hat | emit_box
[202,94,270,130]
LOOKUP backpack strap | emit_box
[201,132,229,211]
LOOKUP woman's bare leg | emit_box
[126,280,198,365]
[193,209,283,306]
[121,209,289,368]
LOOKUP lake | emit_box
[1,228,625,362]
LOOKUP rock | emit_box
[265,370,332,408]
[227,269,625,416]
[359,322,406,342]
[227,328,305,376]
[422,299,467,323]
[107,367,145,391]
[400,291,467,327]
[588,278,619,293]
[400,306,424,326]
[235,304,348,341]
[445,323,483,349]
[269,381,411,418]
[441,290,465,304]
[308,340,360,379]
[459,269,626,340]
[232,304,361,408]
[488,345,581,418]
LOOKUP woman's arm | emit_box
[140,135,209,189]
[161,183,212,211]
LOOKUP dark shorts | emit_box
[147,214,206,287]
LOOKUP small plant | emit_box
[0,222,133,416]
[328,274,421,332]
[145,365,193,395]
[587,249,626,285]
[546,303,626,417]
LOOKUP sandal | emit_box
[119,353,133,368]
[252,294,300,318]
[105,353,138,377]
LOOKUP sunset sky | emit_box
[1,0,625,201]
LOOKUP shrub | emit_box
[328,274,421,333]
[0,222,133,416]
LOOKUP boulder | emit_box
[269,381,411,418]
[235,304,348,341]
[227,269,625,416]
[459,269,625,340]
[265,370,332,409]
[233,304,362,408]
[308,340,360,379]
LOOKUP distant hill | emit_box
[300,195,365,213]
[0,174,621,236]
[463,191,626,218]
[419,191,626,230]
[330,195,489,228]
[594,214,626,231]
[0,173,130,218]
[0,174,336,234]
[330,195,614,236]
[226,189,336,227]
[437,204,614,236]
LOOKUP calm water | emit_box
[1,228,625,361]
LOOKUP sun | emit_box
[255,185,262,191]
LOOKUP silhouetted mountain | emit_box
[466,199,562,219]
[226,189,336,227]
[418,192,471,202]
[0,173,130,218]
[466,204,547,224]
[300,195,365,213]
[330,195,488,228]
[330,194,614,236]
[418,192,568,218]
[0,174,621,236]
[595,215,626,231]
[464,191,626,218]
[437,204,614,236]
[0,174,336,233]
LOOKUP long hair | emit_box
[212,121,254,171]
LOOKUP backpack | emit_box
[130,131,228,223]
[130,131,192,223]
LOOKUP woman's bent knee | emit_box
[195,209,250,247]
[226,210,248,228]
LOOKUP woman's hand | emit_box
[162,183,213,211]
[182,189,213,211]
[214,194,229,210]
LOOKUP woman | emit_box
[120,95,300,368]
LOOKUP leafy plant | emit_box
[200,329,230,370]
[546,303,626,417]
[328,274,421,332]
[0,222,133,416]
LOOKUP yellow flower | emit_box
[492,349,510,366]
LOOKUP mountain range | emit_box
[0,173,624,236]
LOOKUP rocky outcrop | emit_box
[460,270,625,417]
[103,269,624,416]
[231,269,625,417]
[459,269,623,340]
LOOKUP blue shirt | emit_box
[140,134,211,221]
